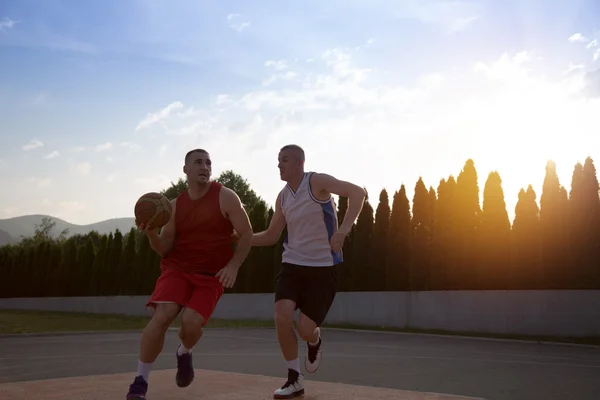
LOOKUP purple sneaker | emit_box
[175,346,194,387]
[126,375,148,399]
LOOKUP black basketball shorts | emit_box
[274,262,338,326]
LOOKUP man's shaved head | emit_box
[278,144,305,183]
[279,144,305,161]
[184,148,209,165]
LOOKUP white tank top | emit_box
[280,172,343,267]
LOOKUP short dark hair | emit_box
[280,144,305,161]
[184,148,209,164]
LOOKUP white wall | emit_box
[1,290,599,337]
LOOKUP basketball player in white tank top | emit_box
[251,144,366,399]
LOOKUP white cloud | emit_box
[0,17,18,31]
[473,51,532,80]
[58,201,87,214]
[37,178,52,187]
[262,70,298,86]
[134,43,598,224]
[358,0,481,34]
[564,63,584,75]
[569,31,600,62]
[3,206,18,217]
[44,150,60,159]
[106,172,120,182]
[22,140,43,151]
[227,13,250,32]
[568,33,587,43]
[419,73,444,89]
[215,95,232,106]
[33,92,48,105]
[71,146,86,152]
[95,142,112,151]
[586,39,598,50]
[38,199,52,209]
[265,60,288,71]
[74,162,91,175]
[26,176,52,187]
[135,101,184,131]
[120,141,141,151]
[134,175,172,190]
[158,145,167,158]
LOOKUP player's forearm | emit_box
[147,232,172,257]
[252,230,277,246]
[229,230,252,268]
[339,187,366,233]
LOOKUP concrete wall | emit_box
[1,290,599,337]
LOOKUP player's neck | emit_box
[187,181,211,200]
[286,172,304,192]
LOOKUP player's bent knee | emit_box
[274,299,296,327]
[181,308,206,332]
[149,303,181,330]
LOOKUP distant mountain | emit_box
[0,214,136,241]
[0,229,17,246]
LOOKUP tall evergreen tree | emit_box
[352,189,374,291]
[452,159,482,289]
[540,161,571,288]
[79,238,96,295]
[569,162,586,288]
[410,178,432,291]
[510,185,541,289]
[372,189,391,290]
[386,185,411,290]
[336,196,355,291]
[122,228,137,294]
[430,177,458,290]
[581,157,600,287]
[479,171,511,289]
[110,229,124,294]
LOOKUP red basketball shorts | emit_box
[147,267,224,324]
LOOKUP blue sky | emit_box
[1,0,599,225]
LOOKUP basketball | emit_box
[134,192,172,230]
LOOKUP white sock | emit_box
[286,358,301,373]
[137,361,152,381]
[309,330,321,346]
[177,344,191,356]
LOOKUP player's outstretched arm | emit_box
[147,199,177,257]
[221,187,253,269]
[252,191,286,247]
[311,173,366,234]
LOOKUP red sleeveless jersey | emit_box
[160,181,234,275]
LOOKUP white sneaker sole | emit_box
[273,388,305,399]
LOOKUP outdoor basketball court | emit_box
[1,327,599,399]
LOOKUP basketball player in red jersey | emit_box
[126,148,253,400]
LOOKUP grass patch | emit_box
[321,322,600,346]
[0,309,274,335]
[1,309,598,346]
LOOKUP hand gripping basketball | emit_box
[134,192,172,231]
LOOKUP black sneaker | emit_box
[175,345,194,387]
[126,375,148,399]
[305,336,322,373]
[273,368,305,399]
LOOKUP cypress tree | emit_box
[386,185,411,291]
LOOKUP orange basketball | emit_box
[134,192,172,230]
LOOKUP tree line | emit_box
[1,157,599,299]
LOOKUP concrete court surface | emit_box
[0,328,599,400]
